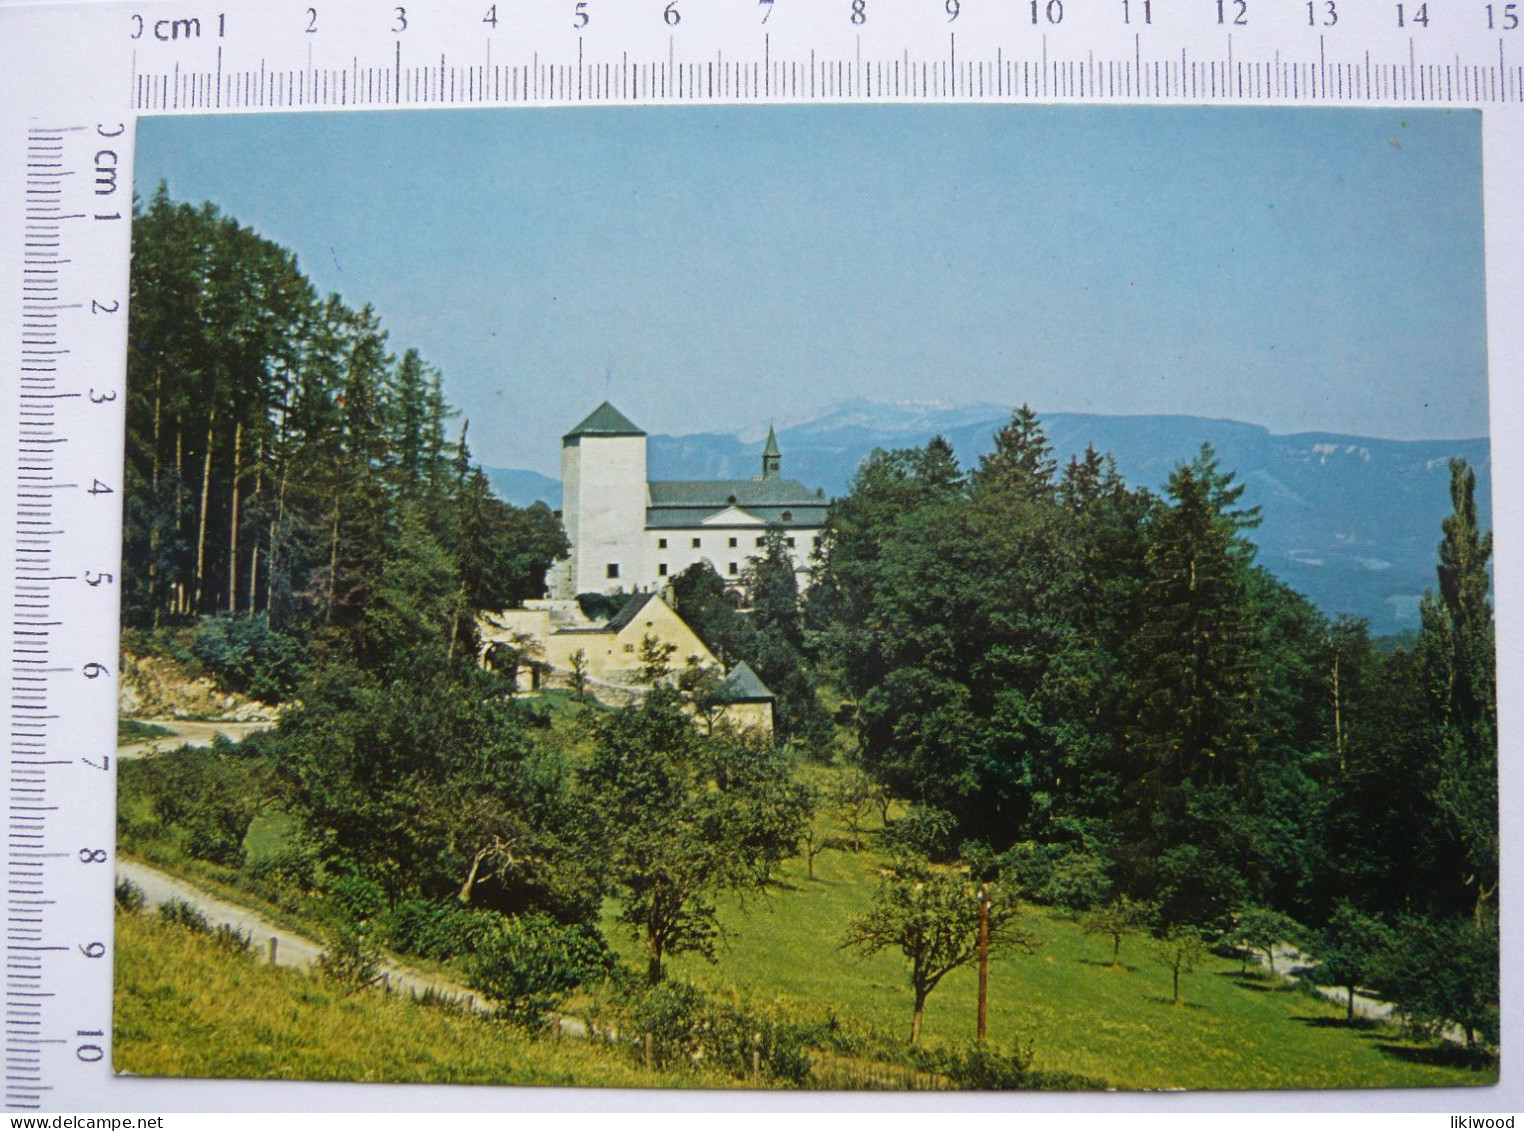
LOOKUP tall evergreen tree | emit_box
[971,404,1057,500]
[1418,460,1497,923]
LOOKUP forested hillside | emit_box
[123,185,567,655]
[803,411,1498,1046]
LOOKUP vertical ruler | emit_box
[3,7,135,1106]
[7,121,131,1112]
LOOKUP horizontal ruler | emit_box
[125,0,1524,110]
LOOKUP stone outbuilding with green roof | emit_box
[549,401,830,599]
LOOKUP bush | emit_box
[625,979,813,1085]
[466,913,613,1027]
[1000,842,1112,911]
[385,898,503,962]
[1373,914,1499,1052]
[244,847,319,893]
[913,1039,1036,1089]
[153,897,251,953]
[187,612,306,702]
[316,920,383,989]
[119,747,271,868]
[881,805,958,861]
[157,897,212,933]
[314,873,387,989]
[576,592,626,623]
[115,878,147,913]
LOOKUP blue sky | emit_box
[136,105,1487,474]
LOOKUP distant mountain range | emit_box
[484,399,1492,632]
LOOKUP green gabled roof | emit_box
[564,401,645,440]
[715,660,775,703]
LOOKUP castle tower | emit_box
[557,401,649,597]
[761,423,781,480]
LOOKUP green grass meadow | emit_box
[605,843,1495,1091]
[116,740,1496,1092]
[114,910,729,1089]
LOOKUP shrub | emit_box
[210,923,253,954]
[1000,842,1112,911]
[385,898,503,962]
[625,979,813,1085]
[881,804,957,861]
[119,747,271,868]
[187,612,306,702]
[157,898,212,933]
[466,913,613,1027]
[151,896,250,953]
[315,920,383,989]
[115,878,147,913]
[244,847,319,893]
[912,1039,1036,1089]
[315,873,387,989]
[1373,913,1499,1052]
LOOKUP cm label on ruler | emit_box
[121,0,1523,109]
[10,116,135,1110]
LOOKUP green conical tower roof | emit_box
[564,401,645,440]
[761,423,781,479]
[715,660,775,703]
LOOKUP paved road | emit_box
[117,719,272,760]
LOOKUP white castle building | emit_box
[549,402,830,599]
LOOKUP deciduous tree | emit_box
[842,860,1036,1044]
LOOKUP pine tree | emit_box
[972,404,1057,500]
[1133,445,1262,788]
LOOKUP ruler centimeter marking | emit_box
[118,0,1524,113]
[9,124,72,1114]
[132,44,1524,109]
[6,109,127,1110]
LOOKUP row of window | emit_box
[606,560,754,579]
[656,535,817,550]
[606,542,820,581]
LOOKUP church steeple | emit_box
[761,423,781,480]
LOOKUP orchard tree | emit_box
[1150,925,1208,1008]
[582,687,809,983]
[1081,895,1157,968]
[1376,914,1499,1051]
[1231,905,1300,976]
[842,860,1036,1044]
[1312,903,1393,1021]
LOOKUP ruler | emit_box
[3,0,1522,1114]
[122,0,1524,111]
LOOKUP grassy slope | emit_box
[114,911,729,1089]
[605,844,1495,1092]
[118,718,1495,1092]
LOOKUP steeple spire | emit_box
[761,423,781,480]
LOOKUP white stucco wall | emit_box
[646,526,824,587]
[562,433,649,595]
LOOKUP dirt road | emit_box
[117,719,271,760]
[115,858,485,1010]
